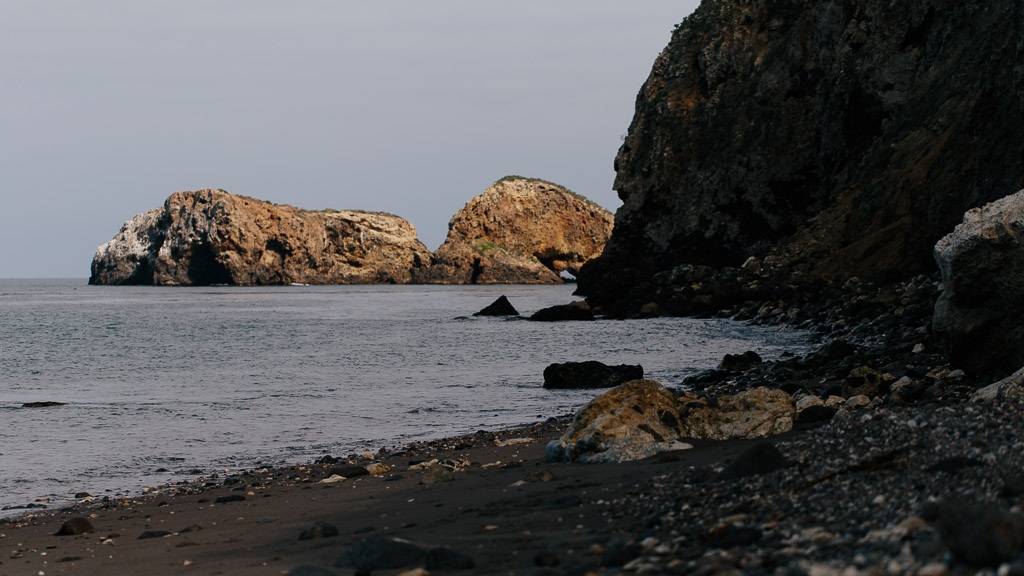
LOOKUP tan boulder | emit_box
[545,380,689,463]
[678,387,795,440]
[416,176,613,284]
[547,381,796,463]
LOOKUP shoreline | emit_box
[8,391,1023,575]
[0,417,774,575]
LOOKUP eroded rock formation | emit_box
[415,177,613,284]
[89,189,432,285]
[579,0,1024,315]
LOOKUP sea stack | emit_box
[89,189,432,285]
[414,176,614,284]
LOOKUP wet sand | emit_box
[0,420,763,576]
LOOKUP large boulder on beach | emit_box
[678,387,796,440]
[542,361,643,389]
[546,379,689,463]
[934,190,1024,376]
[413,176,613,284]
[548,381,796,463]
[90,189,433,286]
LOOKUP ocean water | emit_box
[0,279,808,514]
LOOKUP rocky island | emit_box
[89,189,433,286]
[89,177,612,286]
[413,176,613,284]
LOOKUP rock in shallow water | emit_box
[473,295,519,317]
[529,300,595,322]
[542,361,643,389]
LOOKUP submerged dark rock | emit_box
[717,351,762,372]
[529,301,595,322]
[473,295,520,317]
[22,401,65,408]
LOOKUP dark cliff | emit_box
[579,0,1024,315]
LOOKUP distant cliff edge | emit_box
[90,180,612,286]
[578,0,1024,315]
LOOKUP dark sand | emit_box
[0,422,764,576]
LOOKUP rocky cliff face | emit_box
[414,177,614,284]
[579,0,1024,312]
[90,189,432,285]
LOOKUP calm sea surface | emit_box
[0,279,808,514]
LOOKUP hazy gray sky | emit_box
[1,2,699,278]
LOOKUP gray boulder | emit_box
[934,190,1024,376]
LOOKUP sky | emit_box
[1,2,700,279]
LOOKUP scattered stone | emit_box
[926,456,985,474]
[795,405,836,426]
[287,565,337,576]
[545,495,583,510]
[334,537,425,571]
[1001,473,1024,498]
[927,497,1024,566]
[138,530,172,539]
[843,395,872,409]
[713,442,789,481]
[473,295,519,317]
[421,465,455,484]
[524,470,556,482]
[841,366,885,397]
[707,525,763,548]
[717,351,762,372]
[54,517,94,536]
[328,464,369,479]
[542,361,643,389]
[214,494,246,504]
[973,366,1024,402]
[299,521,339,540]
[365,462,389,476]
[424,546,476,570]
